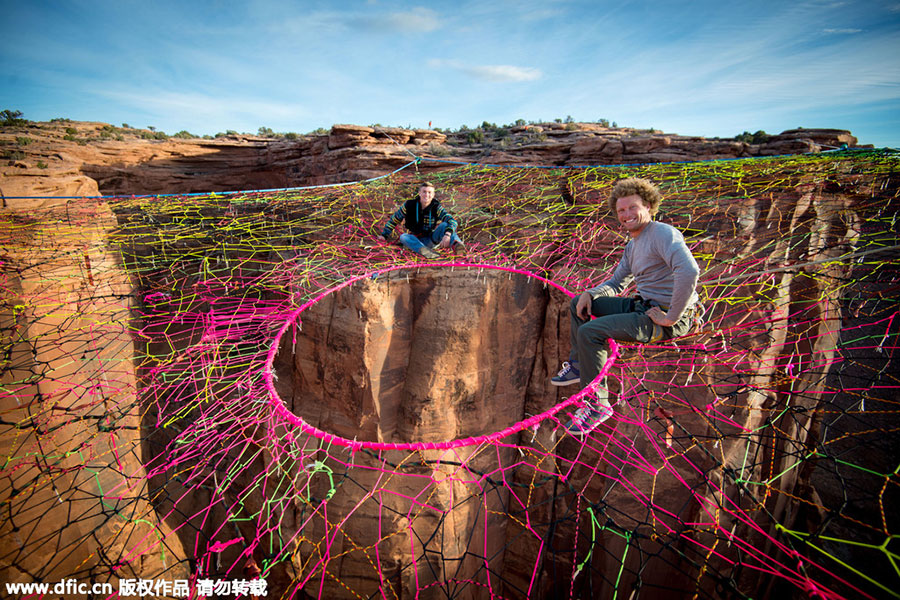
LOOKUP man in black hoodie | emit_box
[378,181,466,258]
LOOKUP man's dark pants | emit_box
[568,295,694,404]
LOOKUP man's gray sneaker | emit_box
[564,401,613,435]
[419,247,440,259]
[551,361,581,386]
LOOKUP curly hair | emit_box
[608,178,662,215]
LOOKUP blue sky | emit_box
[3,0,899,147]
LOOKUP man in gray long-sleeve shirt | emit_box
[554,177,701,434]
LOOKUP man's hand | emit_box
[576,291,593,320]
[438,232,453,249]
[646,306,676,327]
[376,235,387,243]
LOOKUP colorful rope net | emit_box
[1,149,898,599]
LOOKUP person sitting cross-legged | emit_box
[377,181,466,258]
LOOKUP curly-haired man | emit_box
[553,177,701,434]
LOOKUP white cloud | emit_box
[429,59,542,82]
[269,7,439,37]
[465,65,543,82]
[519,8,565,21]
[347,7,440,33]
[823,28,863,34]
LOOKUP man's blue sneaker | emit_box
[565,401,613,435]
[551,361,581,386]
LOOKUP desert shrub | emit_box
[140,130,169,140]
[37,161,47,169]
[63,134,77,141]
[16,136,32,145]
[283,132,298,140]
[467,130,484,144]
[524,133,548,144]
[426,143,451,156]
[65,127,78,135]
[258,127,275,137]
[173,130,197,139]
[2,149,26,160]
[565,123,578,131]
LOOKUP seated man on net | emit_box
[378,181,466,258]
[553,177,701,434]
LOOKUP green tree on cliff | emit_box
[1,109,27,126]
[735,130,772,144]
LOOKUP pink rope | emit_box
[263,262,620,451]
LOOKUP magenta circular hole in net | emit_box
[264,261,622,452]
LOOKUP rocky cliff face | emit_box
[0,196,188,589]
[268,268,555,595]
[1,119,860,198]
[276,268,549,444]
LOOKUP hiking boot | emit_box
[452,241,468,256]
[550,361,580,386]
[565,399,613,435]
[419,247,440,259]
